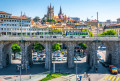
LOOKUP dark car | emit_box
[102,62,109,67]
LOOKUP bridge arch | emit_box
[1,41,21,68]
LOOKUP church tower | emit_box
[58,6,64,19]
[47,4,54,20]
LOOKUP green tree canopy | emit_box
[33,16,40,22]
[82,29,93,37]
[43,19,47,22]
[51,29,61,31]
[47,19,57,24]
[11,43,21,59]
[101,30,117,35]
[78,43,87,50]
[33,43,44,51]
[52,43,61,51]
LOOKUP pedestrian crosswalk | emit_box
[104,75,120,81]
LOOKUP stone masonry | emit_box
[0,40,120,69]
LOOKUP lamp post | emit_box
[75,49,78,81]
[95,12,99,71]
[97,12,99,40]
[17,64,22,81]
[21,12,23,41]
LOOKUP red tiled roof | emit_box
[107,24,120,27]
[0,11,11,15]
[88,20,97,23]
[11,16,30,20]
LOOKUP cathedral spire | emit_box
[59,6,62,14]
[50,3,52,8]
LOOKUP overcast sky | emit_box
[0,0,120,21]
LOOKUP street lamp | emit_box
[17,64,22,81]
[75,49,78,81]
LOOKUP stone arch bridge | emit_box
[0,37,120,70]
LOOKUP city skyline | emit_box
[0,0,120,21]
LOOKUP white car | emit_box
[58,57,62,61]
[52,57,57,61]
[62,57,67,61]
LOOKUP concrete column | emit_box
[67,42,75,68]
[45,42,52,70]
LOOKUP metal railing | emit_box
[0,35,119,41]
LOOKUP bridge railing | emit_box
[0,35,119,41]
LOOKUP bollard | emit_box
[29,74,31,79]
[84,72,86,78]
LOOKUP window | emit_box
[1,24,3,26]
[4,24,6,26]
[12,24,14,26]
[3,15,5,17]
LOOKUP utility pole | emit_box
[21,12,23,42]
[95,12,99,71]
[96,12,99,44]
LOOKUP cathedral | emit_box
[47,4,54,20]
[43,4,75,24]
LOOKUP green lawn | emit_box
[40,73,69,81]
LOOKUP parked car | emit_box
[57,53,60,57]
[62,57,67,61]
[109,65,118,74]
[52,57,57,61]
[33,57,37,62]
[77,57,81,61]
[40,54,44,58]
[38,58,42,62]
[64,54,67,57]
[74,57,77,61]
[43,57,45,62]
[100,59,104,63]
[58,57,62,61]
[101,62,109,67]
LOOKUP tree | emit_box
[43,19,46,22]
[33,43,44,51]
[47,19,57,24]
[33,16,40,22]
[78,43,87,56]
[101,30,117,35]
[82,29,93,37]
[11,43,21,59]
[51,29,60,31]
[78,43,87,50]
[52,43,61,51]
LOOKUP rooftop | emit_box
[11,16,31,20]
[87,20,97,23]
[0,11,11,15]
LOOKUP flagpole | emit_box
[21,12,23,42]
